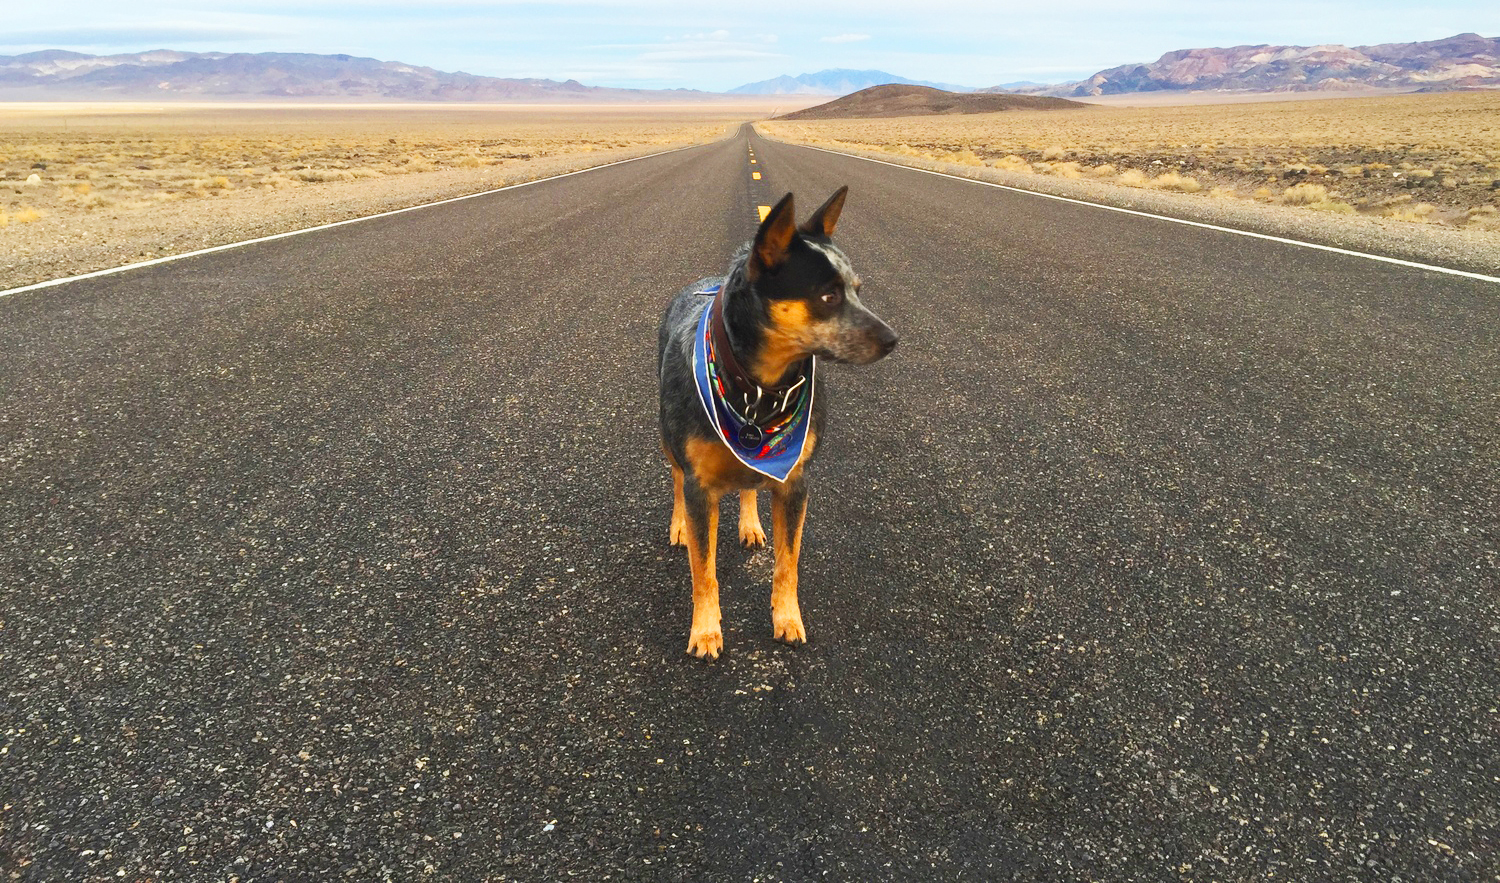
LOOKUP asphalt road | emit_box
[3,124,1497,882]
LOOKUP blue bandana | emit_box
[691,284,816,482]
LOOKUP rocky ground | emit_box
[0,142,706,291]
[758,129,1500,277]
[8,108,1500,292]
[995,142,1500,225]
[759,91,1500,235]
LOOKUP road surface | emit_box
[3,125,1497,880]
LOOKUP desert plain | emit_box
[0,101,803,289]
[761,91,1500,229]
[3,91,1500,290]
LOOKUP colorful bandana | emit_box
[691,285,816,482]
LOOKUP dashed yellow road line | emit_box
[751,146,766,220]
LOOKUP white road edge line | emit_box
[0,142,707,299]
[788,142,1500,286]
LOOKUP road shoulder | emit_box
[755,127,1500,279]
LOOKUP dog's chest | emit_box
[685,429,819,494]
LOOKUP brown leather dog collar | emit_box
[709,286,809,396]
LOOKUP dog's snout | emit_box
[862,315,897,362]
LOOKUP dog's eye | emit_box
[820,290,843,306]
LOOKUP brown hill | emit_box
[777,84,1084,119]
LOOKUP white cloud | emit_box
[639,47,784,62]
[595,29,787,65]
[820,33,871,43]
[0,24,284,46]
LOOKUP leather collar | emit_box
[709,286,810,400]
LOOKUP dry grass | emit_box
[760,92,1500,228]
[1277,182,1356,213]
[1151,171,1202,193]
[0,103,750,237]
[989,154,1031,173]
[1385,201,1439,223]
[1468,205,1500,230]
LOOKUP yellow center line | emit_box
[752,171,761,180]
[757,205,771,221]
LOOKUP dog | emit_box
[656,187,898,659]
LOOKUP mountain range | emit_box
[1,34,1496,103]
[728,69,975,96]
[0,49,716,102]
[1008,32,1500,97]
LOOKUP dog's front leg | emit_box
[738,490,766,547]
[682,477,723,659]
[770,477,809,645]
[669,465,688,546]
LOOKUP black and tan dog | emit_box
[657,187,897,659]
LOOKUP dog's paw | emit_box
[772,613,807,646]
[669,516,688,547]
[739,520,767,548]
[686,629,723,660]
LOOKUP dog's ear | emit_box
[799,186,847,238]
[752,192,797,274]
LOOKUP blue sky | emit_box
[2,2,1497,91]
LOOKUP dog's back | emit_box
[657,276,721,387]
[657,276,725,448]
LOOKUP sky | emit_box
[1,1,1498,91]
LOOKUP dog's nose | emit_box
[876,325,899,357]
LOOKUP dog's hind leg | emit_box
[682,478,724,659]
[738,490,767,547]
[669,465,688,546]
[770,478,809,645]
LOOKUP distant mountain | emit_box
[729,69,975,96]
[1011,32,1500,97]
[0,49,720,102]
[777,84,1083,120]
[979,81,1050,93]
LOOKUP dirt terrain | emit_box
[760,91,1500,230]
[0,103,793,289]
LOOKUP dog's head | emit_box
[747,187,898,366]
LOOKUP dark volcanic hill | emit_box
[1009,32,1500,97]
[0,49,718,102]
[777,84,1084,120]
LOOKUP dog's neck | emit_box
[721,284,807,390]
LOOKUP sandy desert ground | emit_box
[5,93,1499,290]
[0,101,804,290]
[760,92,1500,231]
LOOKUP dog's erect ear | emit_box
[799,186,847,238]
[752,192,797,273]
